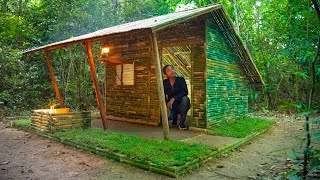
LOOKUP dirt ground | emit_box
[187,116,305,179]
[0,116,304,180]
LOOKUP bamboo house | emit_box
[23,4,264,136]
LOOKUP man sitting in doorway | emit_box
[163,65,191,130]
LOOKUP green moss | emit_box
[207,116,274,138]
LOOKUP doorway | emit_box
[161,45,193,122]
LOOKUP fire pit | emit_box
[31,107,91,132]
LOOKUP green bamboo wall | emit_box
[206,16,249,125]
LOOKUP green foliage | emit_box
[207,116,274,138]
[308,116,320,176]
[249,88,259,100]
[277,100,302,113]
[0,0,319,114]
[228,0,320,110]
[286,116,320,179]
[12,119,32,128]
[0,0,220,115]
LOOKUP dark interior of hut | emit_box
[161,45,193,120]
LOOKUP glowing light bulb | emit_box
[101,47,110,54]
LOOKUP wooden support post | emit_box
[85,41,108,130]
[104,62,107,116]
[44,50,64,107]
[151,31,169,140]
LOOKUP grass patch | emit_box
[52,128,216,166]
[13,119,216,167]
[12,119,32,129]
[207,116,274,138]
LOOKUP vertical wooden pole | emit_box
[85,41,108,130]
[104,63,107,116]
[147,47,152,124]
[44,50,64,107]
[151,32,169,140]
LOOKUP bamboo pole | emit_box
[44,50,65,107]
[151,31,169,140]
[104,63,107,115]
[85,41,108,130]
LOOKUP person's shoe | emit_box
[178,124,188,130]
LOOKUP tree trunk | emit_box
[1,0,8,13]
[113,0,119,17]
[232,0,240,34]
[308,36,319,109]
[18,0,23,16]
[302,1,320,178]
[302,115,311,180]
[256,4,274,110]
[309,0,320,109]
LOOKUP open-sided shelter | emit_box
[23,4,264,139]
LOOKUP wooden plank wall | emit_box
[205,15,250,125]
[157,16,206,127]
[31,111,91,132]
[102,16,206,125]
[156,16,205,48]
[191,46,206,128]
[103,29,156,122]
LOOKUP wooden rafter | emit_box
[85,41,108,130]
[44,50,64,107]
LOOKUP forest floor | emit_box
[0,114,304,180]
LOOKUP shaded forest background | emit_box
[0,0,319,116]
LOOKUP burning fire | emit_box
[49,104,57,114]
[33,101,70,114]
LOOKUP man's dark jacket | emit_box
[163,76,188,111]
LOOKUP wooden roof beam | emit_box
[44,50,65,108]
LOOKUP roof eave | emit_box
[219,6,265,87]
[23,29,150,55]
[23,4,223,55]
[152,4,222,32]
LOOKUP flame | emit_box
[49,104,56,114]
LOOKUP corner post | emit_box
[85,41,108,130]
[104,62,108,116]
[44,50,64,107]
[151,31,169,140]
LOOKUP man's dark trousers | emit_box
[171,96,190,127]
